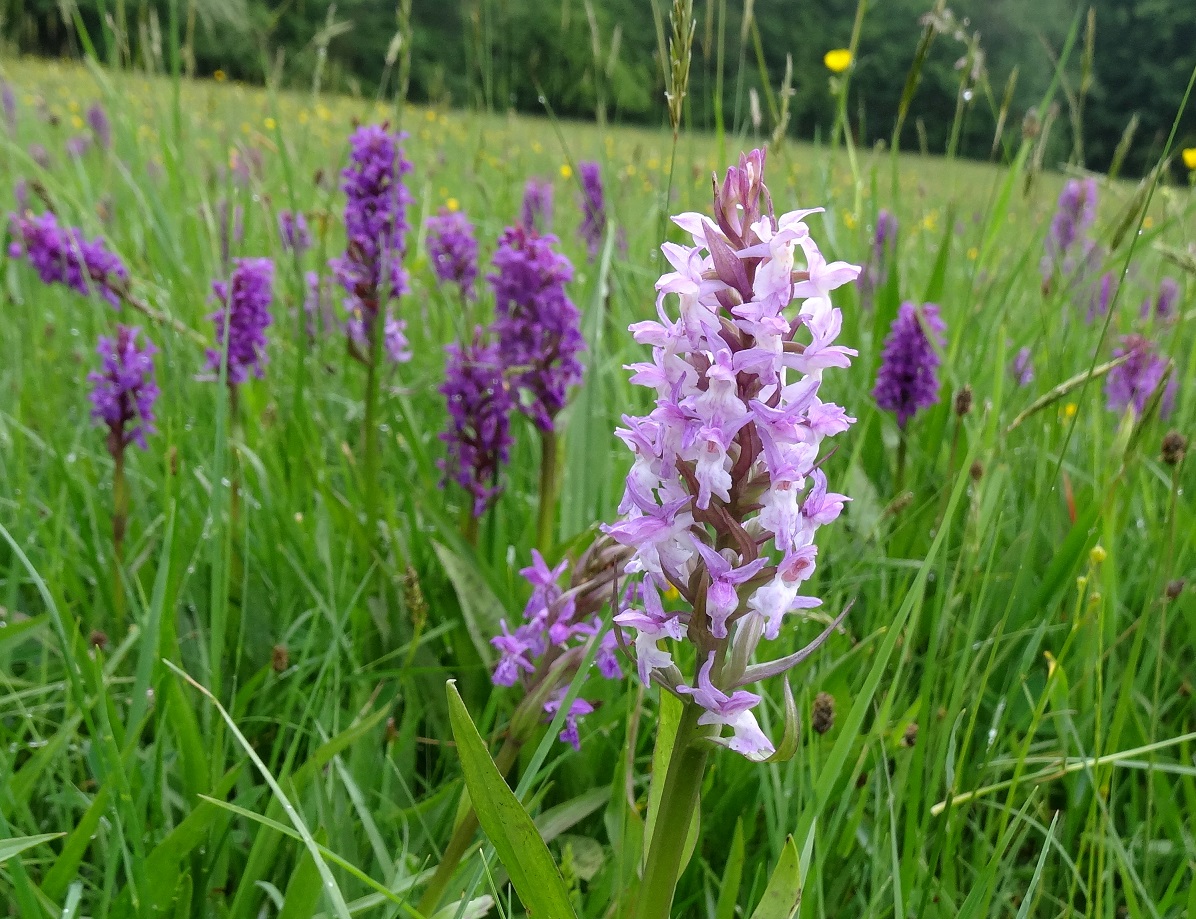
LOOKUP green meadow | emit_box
[0,40,1194,919]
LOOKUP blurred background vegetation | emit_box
[3,0,1194,177]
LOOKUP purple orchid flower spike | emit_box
[489,538,630,749]
[331,124,413,366]
[602,148,857,774]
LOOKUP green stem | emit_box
[417,735,523,915]
[463,512,479,548]
[356,310,384,648]
[112,447,128,625]
[536,429,558,552]
[363,346,381,541]
[634,701,711,919]
[896,431,908,494]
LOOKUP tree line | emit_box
[4,0,1194,176]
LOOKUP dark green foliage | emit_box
[4,0,1194,174]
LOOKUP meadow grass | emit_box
[0,50,1194,919]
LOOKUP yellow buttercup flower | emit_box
[1182,147,1196,170]
[446,197,460,212]
[824,49,852,74]
[560,163,573,179]
[1062,402,1078,420]
[264,117,276,131]
[213,69,226,83]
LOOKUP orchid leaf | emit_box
[446,680,579,919]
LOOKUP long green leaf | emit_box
[445,680,578,919]
[748,834,801,919]
[0,833,64,864]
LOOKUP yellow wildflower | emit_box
[214,70,226,83]
[1089,545,1107,565]
[560,163,573,179]
[446,197,460,212]
[824,49,852,74]
[1182,148,1196,170]
[843,212,857,229]
[264,117,276,131]
[967,246,979,260]
[1062,402,1078,420]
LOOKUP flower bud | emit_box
[954,385,973,417]
[812,691,835,735]
[1161,430,1187,466]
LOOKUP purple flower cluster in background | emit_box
[86,103,112,150]
[207,257,274,385]
[578,161,606,260]
[1106,335,1175,418]
[1041,178,1098,285]
[66,134,93,159]
[425,208,479,300]
[489,226,585,431]
[88,325,159,456]
[1085,270,1117,323]
[332,124,413,364]
[602,149,859,761]
[439,332,514,516]
[491,546,624,749]
[28,143,51,170]
[521,177,553,234]
[277,210,312,255]
[1141,277,1179,321]
[874,302,946,428]
[1012,346,1035,387]
[859,209,897,310]
[7,211,129,307]
[1,82,15,133]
